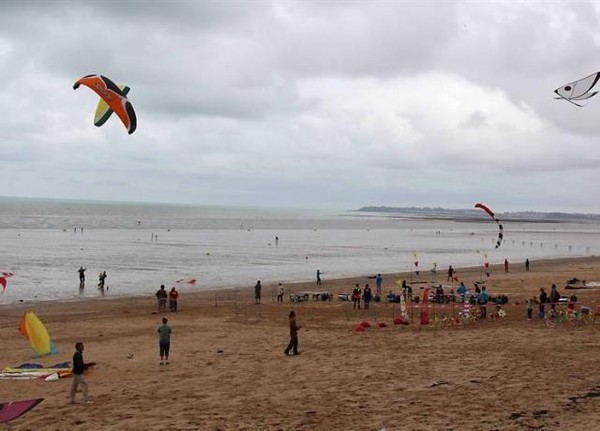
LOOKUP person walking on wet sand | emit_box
[316,270,322,286]
[78,266,86,284]
[255,280,262,304]
[284,310,301,356]
[69,342,92,404]
[98,271,107,289]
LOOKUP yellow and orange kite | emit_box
[18,311,58,357]
[73,74,137,134]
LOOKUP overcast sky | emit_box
[2,1,600,212]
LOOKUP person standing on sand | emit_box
[70,342,92,404]
[158,317,171,365]
[504,259,509,273]
[168,286,179,312]
[549,284,561,314]
[363,284,372,309]
[526,295,537,320]
[284,310,301,356]
[352,283,362,309]
[156,285,168,312]
[255,280,262,304]
[539,287,548,319]
[447,265,454,281]
[525,259,530,272]
[457,282,467,302]
[316,270,322,286]
[375,274,383,298]
[478,286,489,319]
[401,280,412,302]
[277,283,284,303]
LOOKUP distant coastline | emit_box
[356,206,600,223]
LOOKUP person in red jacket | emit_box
[169,287,179,312]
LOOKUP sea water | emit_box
[0,197,599,304]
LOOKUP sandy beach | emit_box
[2,256,600,430]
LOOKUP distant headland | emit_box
[355,206,600,223]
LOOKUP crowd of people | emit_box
[70,256,582,407]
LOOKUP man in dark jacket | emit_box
[70,342,92,404]
[284,310,301,356]
[156,285,168,312]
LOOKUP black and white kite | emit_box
[554,72,600,107]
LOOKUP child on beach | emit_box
[255,280,262,304]
[277,283,284,303]
[526,296,538,320]
[491,296,503,320]
[567,295,577,313]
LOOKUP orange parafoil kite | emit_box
[73,74,137,134]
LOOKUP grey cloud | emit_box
[3,1,600,211]
[459,112,487,129]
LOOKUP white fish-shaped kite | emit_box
[555,72,600,107]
